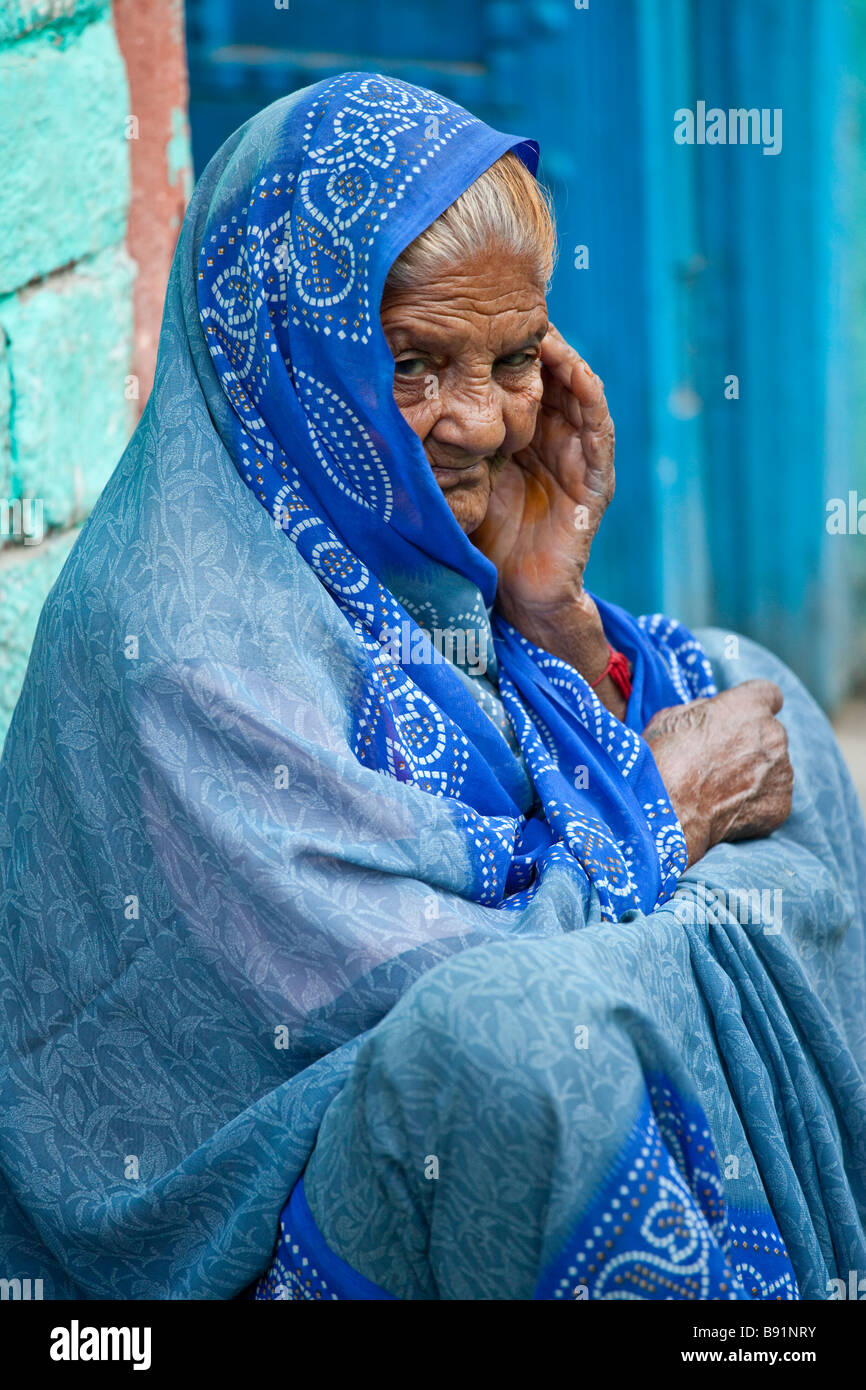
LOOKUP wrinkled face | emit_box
[380,248,548,535]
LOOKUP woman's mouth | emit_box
[431,459,489,488]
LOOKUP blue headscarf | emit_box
[196,70,716,922]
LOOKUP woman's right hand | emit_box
[474,328,615,628]
[642,679,795,867]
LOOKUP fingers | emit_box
[539,368,583,432]
[540,325,610,432]
[725,678,785,716]
[723,749,794,841]
[762,681,785,716]
[711,679,794,843]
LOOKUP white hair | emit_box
[384,150,556,294]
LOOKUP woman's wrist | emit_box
[497,588,628,719]
[498,585,599,659]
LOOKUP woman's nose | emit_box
[429,381,507,457]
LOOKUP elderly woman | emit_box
[0,73,864,1303]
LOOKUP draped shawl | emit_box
[5,75,839,1300]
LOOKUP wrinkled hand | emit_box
[471,325,615,630]
[642,680,794,867]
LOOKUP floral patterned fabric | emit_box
[256,631,866,1299]
[258,1083,799,1301]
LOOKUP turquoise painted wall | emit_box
[849,0,866,678]
[0,0,135,746]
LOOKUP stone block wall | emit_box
[0,0,191,746]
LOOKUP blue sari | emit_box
[0,74,863,1300]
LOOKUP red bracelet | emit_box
[588,644,633,700]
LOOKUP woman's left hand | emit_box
[472,324,615,632]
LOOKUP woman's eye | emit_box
[496,351,537,370]
[394,357,429,378]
